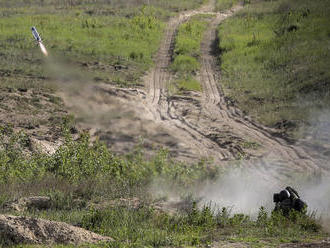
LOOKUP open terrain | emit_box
[0,0,329,247]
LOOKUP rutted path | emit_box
[143,0,234,161]
[142,1,326,177]
[63,0,327,178]
[196,6,323,177]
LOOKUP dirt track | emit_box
[141,1,326,178]
[62,0,328,181]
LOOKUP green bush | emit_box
[0,126,215,188]
[216,0,240,11]
[171,55,199,74]
[218,0,330,131]
[170,15,209,93]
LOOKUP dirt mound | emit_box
[4,196,51,212]
[280,239,330,247]
[212,241,249,247]
[0,214,113,245]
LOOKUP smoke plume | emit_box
[39,42,48,56]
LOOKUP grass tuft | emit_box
[217,0,330,136]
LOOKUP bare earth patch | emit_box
[0,214,113,245]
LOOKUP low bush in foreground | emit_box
[0,127,327,247]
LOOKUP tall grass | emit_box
[218,0,330,134]
[216,0,240,11]
[171,15,210,93]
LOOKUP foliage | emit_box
[7,204,325,247]
[0,126,214,187]
[218,0,330,134]
[216,0,240,11]
[0,127,326,247]
[171,15,209,94]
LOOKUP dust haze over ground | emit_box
[43,0,330,227]
[198,109,330,217]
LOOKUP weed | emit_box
[216,0,240,12]
[218,0,330,136]
[171,15,210,93]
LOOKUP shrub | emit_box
[171,55,199,74]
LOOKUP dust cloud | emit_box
[44,55,120,128]
[196,109,330,223]
[198,167,330,217]
[198,167,277,216]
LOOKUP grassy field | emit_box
[0,0,206,149]
[217,0,330,137]
[170,15,211,94]
[0,0,329,246]
[0,0,205,90]
[0,127,327,247]
[216,0,241,12]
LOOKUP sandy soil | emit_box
[60,0,329,183]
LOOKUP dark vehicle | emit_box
[273,186,307,216]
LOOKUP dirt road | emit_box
[62,0,327,180]
[141,1,326,178]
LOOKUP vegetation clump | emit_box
[171,15,210,93]
[0,127,327,247]
[217,0,330,136]
[216,0,241,12]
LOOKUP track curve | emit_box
[141,0,327,179]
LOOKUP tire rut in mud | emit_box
[142,1,237,162]
[142,2,327,177]
[197,7,324,176]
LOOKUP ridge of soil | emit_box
[0,214,113,245]
[61,0,328,181]
[141,1,326,179]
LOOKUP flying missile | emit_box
[31,26,42,43]
[31,26,48,56]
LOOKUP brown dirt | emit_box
[4,196,51,212]
[0,214,113,245]
[59,0,328,182]
[280,239,330,248]
[0,88,65,153]
[140,1,327,180]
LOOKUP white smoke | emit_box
[301,176,330,229]
[199,167,330,218]
[39,42,48,56]
[198,167,278,216]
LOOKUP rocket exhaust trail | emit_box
[39,42,48,56]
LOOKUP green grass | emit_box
[0,127,328,247]
[216,0,241,11]
[0,7,165,87]
[177,76,202,92]
[217,0,330,136]
[0,0,205,89]
[0,0,206,15]
[171,15,210,94]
